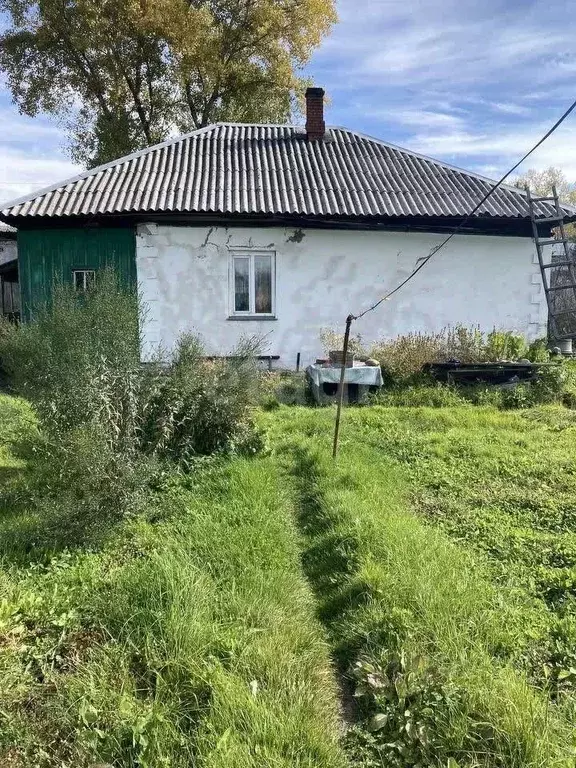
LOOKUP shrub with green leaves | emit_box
[0,269,142,439]
[483,329,528,361]
[372,363,571,411]
[527,337,551,362]
[0,272,264,540]
[0,271,149,538]
[259,371,310,410]
[368,326,533,383]
[141,334,264,463]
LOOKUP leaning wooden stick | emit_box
[332,314,354,459]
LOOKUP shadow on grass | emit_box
[0,464,25,485]
[288,444,371,724]
[288,445,369,631]
[0,504,124,567]
[0,466,123,566]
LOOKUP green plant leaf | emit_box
[367,713,388,732]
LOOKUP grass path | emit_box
[263,405,576,767]
[3,397,576,766]
[0,415,347,767]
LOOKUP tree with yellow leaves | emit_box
[515,167,576,239]
[0,0,336,167]
[515,167,576,204]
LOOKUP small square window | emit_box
[230,252,275,316]
[73,269,96,292]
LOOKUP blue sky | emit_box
[1,0,576,204]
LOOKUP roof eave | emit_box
[2,210,541,237]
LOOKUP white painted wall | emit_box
[136,223,546,367]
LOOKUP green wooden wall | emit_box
[17,227,136,318]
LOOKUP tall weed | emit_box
[142,334,264,463]
[0,270,141,439]
[369,326,531,381]
[0,271,263,543]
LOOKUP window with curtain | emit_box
[230,252,275,316]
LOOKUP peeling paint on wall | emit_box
[286,228,305,243]
[136,224,546,367]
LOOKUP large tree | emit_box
[0,0,336,167]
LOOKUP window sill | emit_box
[227,315,277,321]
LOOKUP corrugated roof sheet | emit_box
[0,124,566,221]
[0,221,16,235]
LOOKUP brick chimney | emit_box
[305,87,325,141]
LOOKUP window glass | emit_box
[234,257,250,312]
[73,270,95,291]
[254,255,272,314]
[74,270,85,291]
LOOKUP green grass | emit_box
[0,393,35,468]
[262,406,576,766]
[345,405,576,690]
[4,395,576,766]
[0,409,346,766]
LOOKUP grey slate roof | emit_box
[0,221,16,235]
[0,124,566,221]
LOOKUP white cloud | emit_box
[322,0,572,90]
[357,23,566,87]
[0,101,72,203]
[405,118,576,180]
[312,0,576,182]
[0,145,80,206]
[386,108,466,131]
[490,103,531,116]
[0,106,80,205]
[0,111,62,143]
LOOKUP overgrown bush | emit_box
[259,371,310,409]
[371,331,446,380]
[483,328,528,360]
[318,325,545,383]
[0,272,149,538]
[527,337,551,362]
[0,271,263,541]
[317,325,570,411]
[369,327,532,382]
[141,334,264,463]
[370,361,574,411]
[0,271,142,439]
[320,326,366,358]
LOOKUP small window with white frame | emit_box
[73,269,96,292]
[230,251,275,317]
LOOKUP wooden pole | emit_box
[332,314,354,459]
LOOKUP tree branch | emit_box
[112,45,153,143]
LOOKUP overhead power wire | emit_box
[353,95,576,321]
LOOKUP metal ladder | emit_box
[527,184,576,340]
